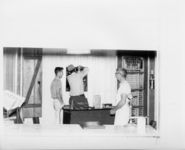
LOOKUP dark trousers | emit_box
[69,94,89,110]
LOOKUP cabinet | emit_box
[121,56,146,117]
[117,50,157,125]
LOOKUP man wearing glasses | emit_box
[110,68,132,125]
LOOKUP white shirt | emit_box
[114,80,132,125]
[115,80,131,105]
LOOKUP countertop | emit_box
[0,123,160,149]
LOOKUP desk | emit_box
[63,108,115,124]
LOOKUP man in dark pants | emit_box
[67,64,89,109]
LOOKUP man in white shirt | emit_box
[110,68,132,125]
[67,64,89,109]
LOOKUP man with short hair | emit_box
[50,67,64,124]
[67,64,89,109]
[110,68,132,125]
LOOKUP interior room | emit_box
[3,47,158,129]
[1,0,184,149]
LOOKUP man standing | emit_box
[67,64,89,109]
[50,67,64,124]
[110,68,132,125]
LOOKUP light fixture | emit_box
[67,48,90,54]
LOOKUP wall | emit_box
[3,49,16,92]
[0,0,185,149]
[42,54,117,124]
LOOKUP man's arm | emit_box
[58,82,64,104]
[59,88,64,104]
[110,93,127,114]
[81,67,89,77]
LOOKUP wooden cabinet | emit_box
[117,50,156,124]
[121,56,146,117]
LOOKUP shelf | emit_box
[131,88,144,92]
[132,105,144,108]
[23,103,41,108]
[127,71,144,74]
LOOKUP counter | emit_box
[1,124,159,150]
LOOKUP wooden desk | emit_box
[63,108,115,125]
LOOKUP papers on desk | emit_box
[93,95,101,109]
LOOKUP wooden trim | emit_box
[143,57,148,116]
[90,50,117,56]
[147,57,150,124]
[131,88,144,92]
[15,108,23,124]
[132,105,144,108]
[15,50,18,93]
[127,71,144,74]
[22,57,42,106]
[23,104,41,108]
[23,48,42,58]
[20,48,23,96]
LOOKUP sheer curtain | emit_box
[42,54,117,124]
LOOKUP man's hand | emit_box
[81,67,89,77]
[110,108,116,115]
[60,100,64,106]
[78,65,84,69]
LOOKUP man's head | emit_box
[115,68,127,81]
[67,64,84,75]
[67,64,76,75]
[54,67,63,78]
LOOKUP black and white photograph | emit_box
[0,0,185,150]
